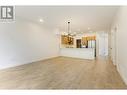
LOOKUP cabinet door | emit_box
[61,35,69,44]
[61,35,65,44]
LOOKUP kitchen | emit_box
[60,31,96,60]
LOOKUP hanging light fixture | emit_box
[66,21,75,45]
[61,21,75,45]
[66,21,76,37]
[68,21,71,36]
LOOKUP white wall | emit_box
[111,6,127,84]
[0,17,59,69]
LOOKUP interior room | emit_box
[0,6,127,89]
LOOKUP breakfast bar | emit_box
[60,48,95,60]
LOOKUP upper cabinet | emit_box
[82,36,96,46]
[61,35,74,45]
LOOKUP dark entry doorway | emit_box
[76,39,81,48]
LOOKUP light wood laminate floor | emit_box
[0,56,126,89]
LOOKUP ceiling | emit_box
[16,6,119,33]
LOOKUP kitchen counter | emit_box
[60,48,95,60]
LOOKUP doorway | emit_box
[98,32,108,57]
[76,39,81,48]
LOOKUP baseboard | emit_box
[0,55,59,70]
[117,64,127,85]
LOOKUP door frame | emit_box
[111,26,117,65]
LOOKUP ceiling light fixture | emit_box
[39,19,44,22]
[88,27,90,30]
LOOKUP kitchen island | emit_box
[60,48,95,60]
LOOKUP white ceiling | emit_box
[16,6,119,33]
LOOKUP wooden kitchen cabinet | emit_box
[61,35,74,45]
